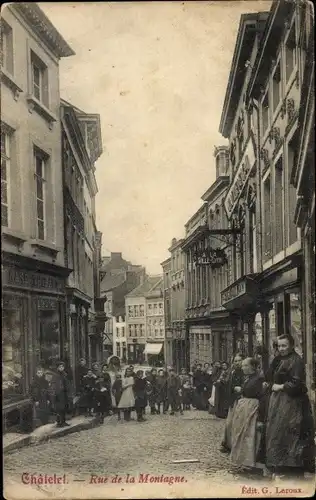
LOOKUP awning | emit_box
[144,343,163,355]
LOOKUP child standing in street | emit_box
[112,373,123,421]
[94,378,111,423]
[118,367,135,421]
[30,366,51,426]
[82,368,97,417]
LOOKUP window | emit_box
[31,51,48,107]
[0,20,13,74]
[272,62,281,113]
[34,149,47,240]
[140,324,144,337]
[134,305,139,317]
[263,175,272,259]
[2,296,24,399]
[128,306,133,318]
[140,304,144,317]
[1,130,11,227]
[154,304,158,314]
[285,23,296,82]
[262,92,270,133]
[287,133,299,245]
[249,206,257,273]
[274,157,284,254]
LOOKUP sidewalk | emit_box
[3,415,102,454]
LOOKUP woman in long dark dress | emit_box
[220,353,244,453]
[230,357,265,469]
[208,361,221,414]
[214,362,230,419]
[265,334,315,479]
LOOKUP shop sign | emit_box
[221,280,246,304]
[3,266,64,292]
[193,248,228,268]
[224,136,256,219]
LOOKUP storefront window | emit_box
[2,297,24,399]
[268,304,277,362]
[254,313,263,350]
[38,306,60,369]
[287,291,303,357]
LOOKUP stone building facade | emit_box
[1,3,74,430]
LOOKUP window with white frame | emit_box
[34,148,48,240]
[1,129,11,227]
[287,132,299,246]
[285,22,297,83]
[140,324,144,337]
[263,173,272,260]
[274,156,284,254]
[128,306,133,317]
[140,304,144,316]
[31,51,49,107]
[249,205,258,273]
[0,20,13,75]
[272,61,281,113]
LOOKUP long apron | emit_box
[231,398,260,468]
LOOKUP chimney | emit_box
[111,252,122,260]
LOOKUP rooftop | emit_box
[12,3,75,58]
[126,276,162,298]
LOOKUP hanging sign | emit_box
[193,248,228,268]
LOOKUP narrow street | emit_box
[5,412,235,479]
[4,410,267,498]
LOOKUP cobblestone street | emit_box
[5,411,239,480]
[5,409,314,499]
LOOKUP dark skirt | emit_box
[215,383,229,419]
[266,391,315,471]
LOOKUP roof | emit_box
[126,276,162,298]
[219,12,269,138]
[100,273,126,293]
[12,3,75,58]
[201,176,230,202]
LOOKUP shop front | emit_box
[144,341,164,367]
[221,260,302,373]
[2,255,68,432]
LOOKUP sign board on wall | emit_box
[224,135,256,219]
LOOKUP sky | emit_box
[40,1,270,274]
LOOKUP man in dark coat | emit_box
[50,361,72,427]
[167,368,182,415]
[30,366,51,426]
[134,370,147,422]
[202,363,213,410]
[193,364,206,410]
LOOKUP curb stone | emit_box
[4,417,100,455]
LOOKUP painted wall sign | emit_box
[224,135,256,219]
[2,266,65,292]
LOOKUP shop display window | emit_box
[287,291,303,357]
[2,297,24,399]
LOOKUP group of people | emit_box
[215,334,315,480]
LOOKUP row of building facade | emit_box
[161,0,315,405]
[2,4,107,430]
